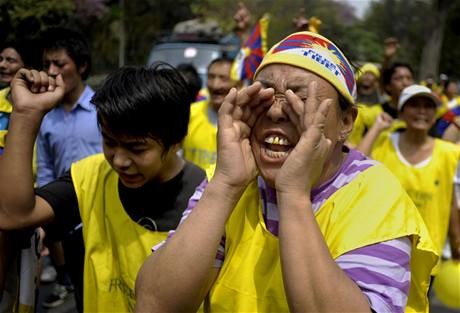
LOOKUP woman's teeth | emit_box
[263,135,291,159]
[264,149,289,158]
[264,135,290,145]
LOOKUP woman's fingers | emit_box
[235,82,262,108]
[242,89,273,127]
[285,89,304,132]
[218,88,238,128]
[305,81,319,128]
[237,85,274,126]
[219,88,237,114]
[219,83,276,136]
[232,105,244,120]
[285,89,304,117]
[313,99,332,131]
[235,82,274,109]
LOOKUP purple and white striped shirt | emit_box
[159,149,411,313]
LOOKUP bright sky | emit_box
[343,0,376,19]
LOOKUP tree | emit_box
[419,0,454,80]
[440,1,460,79]
[0,0,75,41]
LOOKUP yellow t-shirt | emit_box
[205,164,437,313]
[372,134,460,272]
[182,100,217,170]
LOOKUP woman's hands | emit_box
[11,69,65,116]
[214,82,273,189]
[275,81,333,194]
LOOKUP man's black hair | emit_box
[176,63,202,101]
[1,38,42,69]
[91,62,192,151]
[382,62,414,87]
[207,57,234,71]
[41,26,91,80]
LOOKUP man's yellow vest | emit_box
[205,164,437,313]
[182,100,217,170]
[372,136,460,273]
[71,154,168,312]
[348,104,405,147]
[0,87,12,149]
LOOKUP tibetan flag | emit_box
[231,14,269,82]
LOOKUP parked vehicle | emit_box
[147,27,240,86]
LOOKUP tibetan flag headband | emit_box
[254,31,357,106]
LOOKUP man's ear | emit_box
[340,106,357,142]
[161,142,182,160]
[169,142,182,154]
[78,62,88,77]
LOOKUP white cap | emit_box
[398,84,439,111]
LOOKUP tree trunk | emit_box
[419,0,451,80]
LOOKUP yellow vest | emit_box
[71,154,168,312]
[0,87,12,149]
[348,104,405,147]
[182,100,217,170]
[206,165,437,313]
[372,135,460,272]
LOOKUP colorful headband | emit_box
[254,32,356,106]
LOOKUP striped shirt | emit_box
[160,149,411,313]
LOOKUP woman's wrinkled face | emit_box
[252,64,350,186]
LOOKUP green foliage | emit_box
[440,0,460,78]
[123,0,195,65]
[360,0,431,75]
[0,0,75,39]
[2,0,459,79]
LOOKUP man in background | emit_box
[37,26,102,310]
[182,57,240,170]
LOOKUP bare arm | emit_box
[135,83,274,312]
[0,69,65,230]
[449,188,460,260]
[275,85,371,312]
[135,178,238,312]
[442,122,460,144]
[278,193,371,312]
[381,37,399,86]
[356,112,393,155]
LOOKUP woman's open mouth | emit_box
[262,135,293,159]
